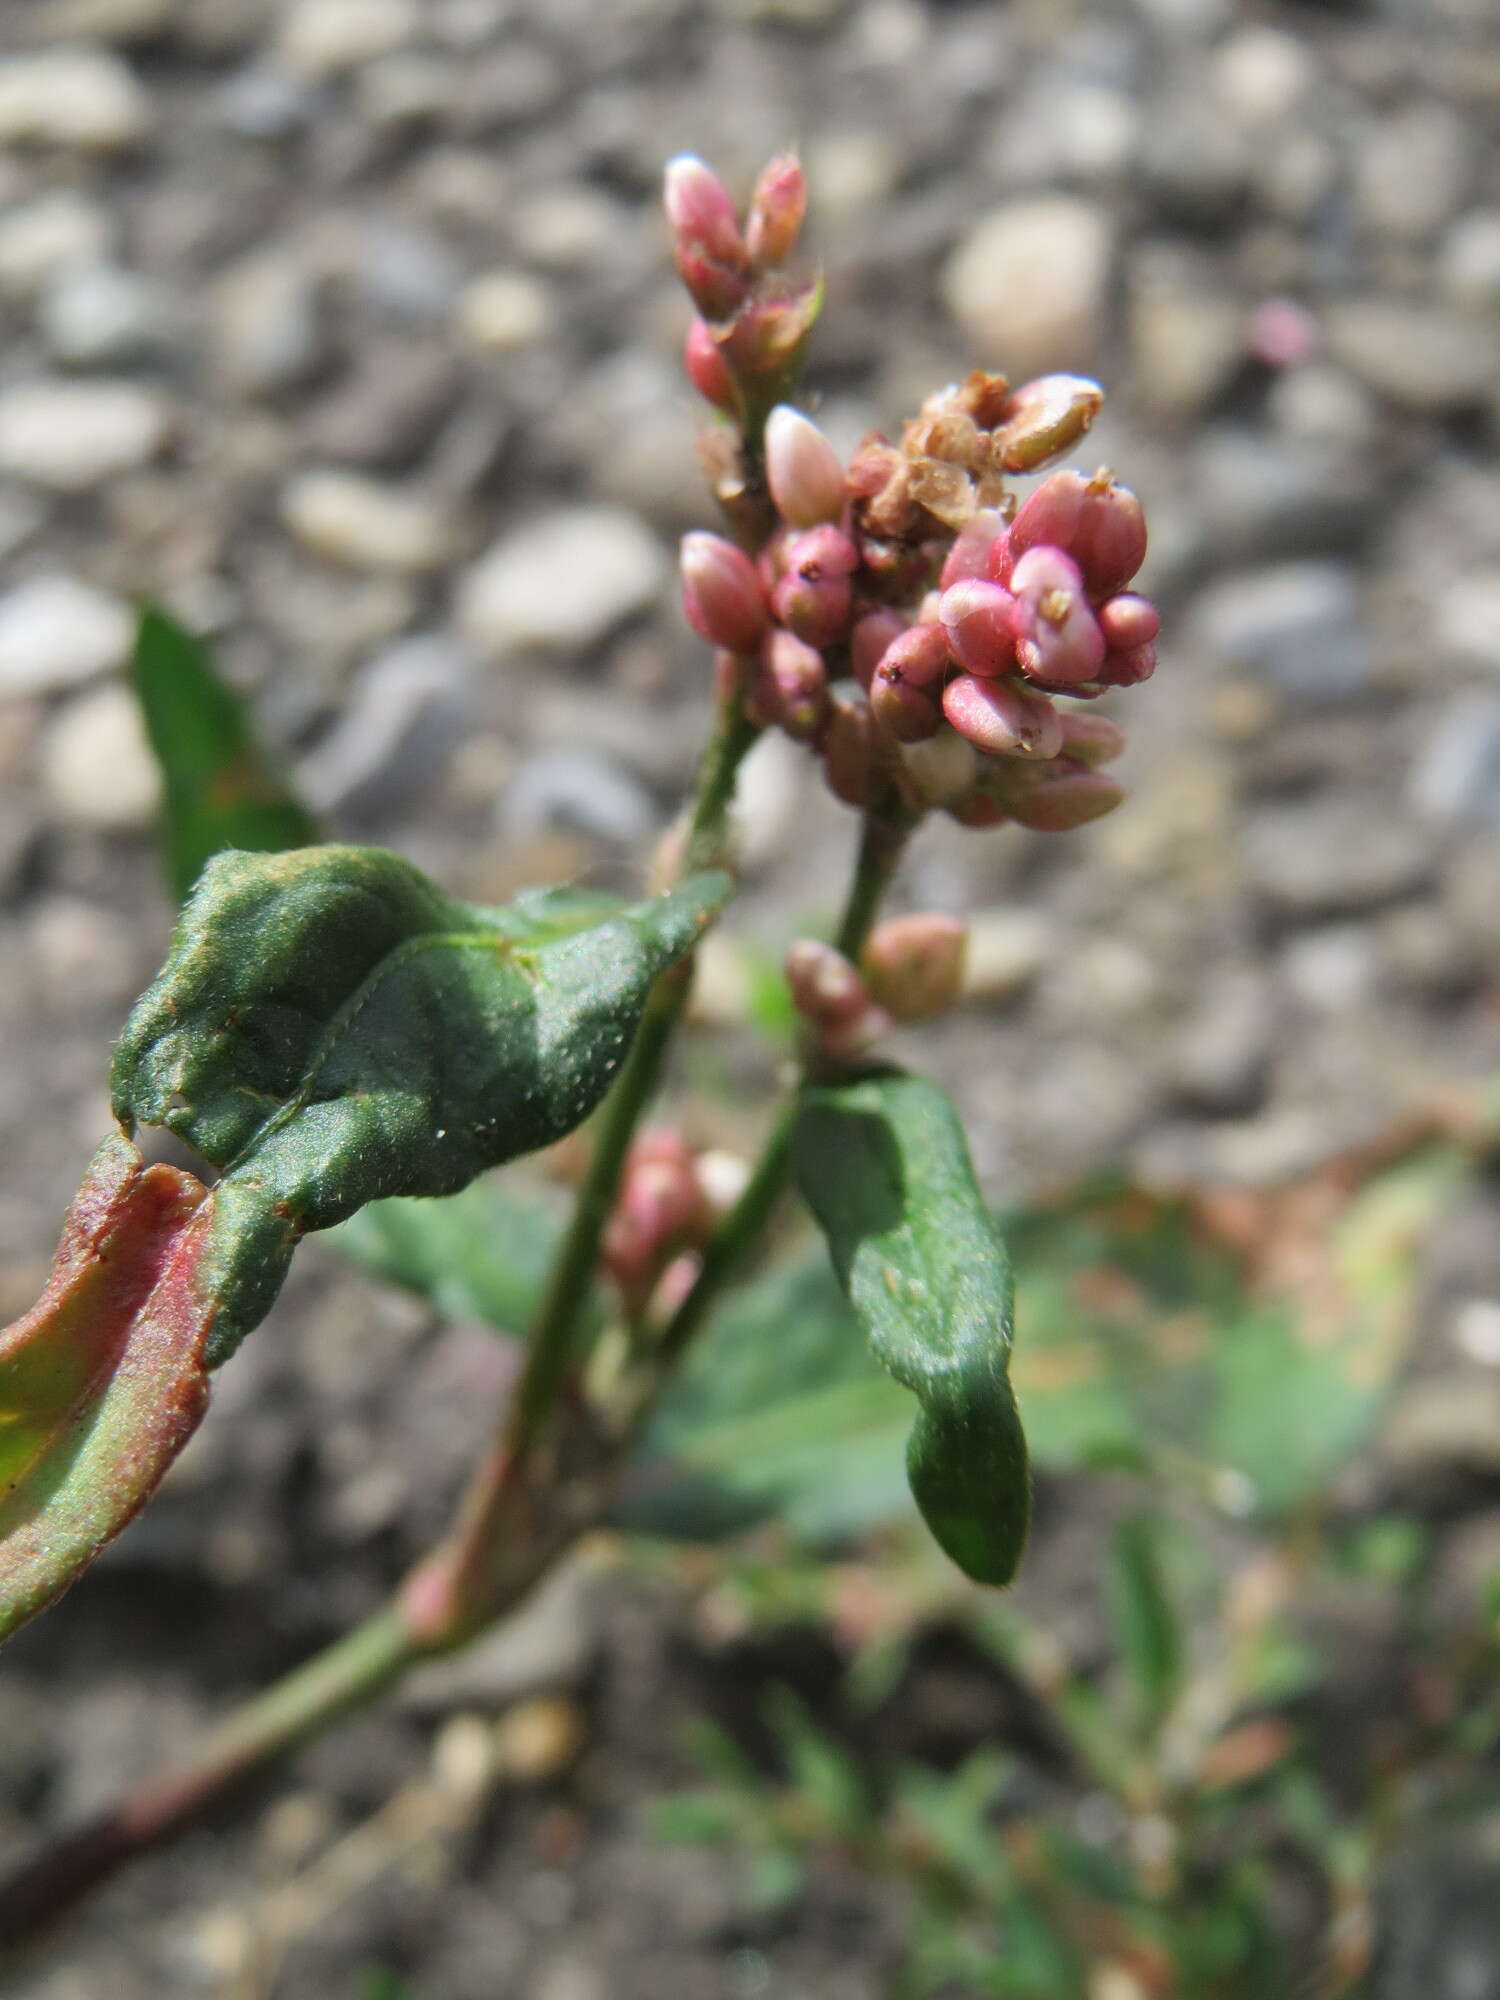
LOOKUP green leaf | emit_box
[1107,1510,1184,1742]
[110,845,730,1364]
[792,1069,1030,1586]
[625,1253,913,1542]
[131,605,317,902]
[0,1135,215,1643]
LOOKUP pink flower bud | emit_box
[1097,592,1161,651]
[1009,546,1106,686]
[603,1127,713,1310]
[822,689,884,808]
[992,374,1104,473]
[871,666,943,742]
[663,155,746,268]
[942,674,1064,759]
[718,276,824,382]
[939,579,1019,679]
[745,153,807,268]
[785,940,889,1059]
[861,914,968,1022]
[940,508,1010,590]
[1010,469,1147,601]
[1009,762,1126,832]
[875,619,951,689]
[986,524,1016,588]
[683,317,738,413]
[900,729,979,808]
[771,523,859,648]
[850,608,909,690]
[765,405,847,528]
[760,627,830,742]
[1055,711,1126,765]
[947,792,1011,828]
[1100,642,1157,687]
[681,532,767,653]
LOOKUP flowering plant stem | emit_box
[0,770,904,1960]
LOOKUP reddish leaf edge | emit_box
[0,1135,215,1646]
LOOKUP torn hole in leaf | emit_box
[131,1121,221,1188]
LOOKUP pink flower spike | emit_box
[1056,711,1127,766]
[1012,469,1147,601]
[683,318,738,413]
[940,508,1010,590]
[1009,469,1089,561]
[940,579,1019,679]
[772,523,859,647]
[746,153,807,268]
[942,675,1064,759]
[680,532,767,653]
[850,608,909,690]
[1009,765,1126,832]
[986,523,1016,588]
[663,155,746,266]
[1097,592,1161,651]
[765,405,847,528]
[1010,545,1106,686]
[786,523,859,576]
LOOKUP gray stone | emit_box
[941,197,1114,378]
[0,190,113,299]
[1137,103,1251,228]
[39,683,160,829]
[1435,570,1500,674]
[1440,209,1500,310]
[1209,25,1318,128]
[38,263,176,369]
[281,468,455,574]
[458,506,667,660]
[0,378,170,490]
[1279,925,1380,1011]
[0,46,150,150]
[0,489,45,566]
[1381,1376,1500,1485]
[296,633,472,821]
[1127,247,1244,418]
[1245,797,1434,918]
[1166,967,1273,1112]
[0,573,134,696]
[275,0,420,79]
[1409,692,1500,829]
[217,64,320,140]
[1189,560,1371,699]
[501,747,656,847]
[354,220,461,326]
[211,251,325,396]
[1327,300,1500,412]
[455,269,554,353]
[305,343,459,469]
[1353,102,1471,243]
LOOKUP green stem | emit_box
[0,1608,412,1953]
[655,803,915,1374]
[501,691,760,1462]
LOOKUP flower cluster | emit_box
[667,155,1162,837]
[601,1127,741,1320]
[784,914,969,1060]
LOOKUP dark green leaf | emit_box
[131,605,317,902]
[111,844,729,1363]
[793,1069,1030,1587]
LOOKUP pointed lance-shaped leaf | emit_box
[0,1135,216,1644]
[111,847,731,1364]
[793,1069,1030,1585]
[131,605,318,904]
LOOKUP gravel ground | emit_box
[1,0,1499,1993]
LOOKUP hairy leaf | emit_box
[0,1135,215,1643]
[793,1069,1030,1586]
[110,847,728,1363]
[131,605,317,902]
